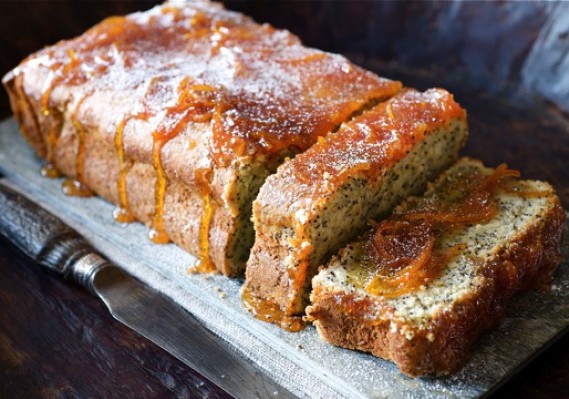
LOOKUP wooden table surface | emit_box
[1,1,569,398]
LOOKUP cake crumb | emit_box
[214,286,227,298]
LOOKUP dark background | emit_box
[0,1,568,398]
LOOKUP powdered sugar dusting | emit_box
[17,1,400,164]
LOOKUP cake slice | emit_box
[2,1,401,276]
[306,158,565,376]
[243,88,468,329]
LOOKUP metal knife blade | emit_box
[0,182,294,399]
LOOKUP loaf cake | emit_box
[306,158,565,376]
[2,1,401,276]
[243,88,468,330]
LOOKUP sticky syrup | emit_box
[365,164,520,297]
[241,287,306,332]
[113,116,135,223]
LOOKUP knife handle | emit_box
[0,182,108,292]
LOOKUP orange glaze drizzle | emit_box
[149,137,171,244]
[62,94,94,197]
[186,167,216,274]
[149,77,219,275]
[191,191,216,273]
[183,11,215,41]
[40,163,61,178]
[365,164,520,297]
[241,287,305,332]
[112,115,138,223]
[40,49,82,178]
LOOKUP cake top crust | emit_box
[10,1,401,165]
[292,88,467,188]
[255,88,467,219]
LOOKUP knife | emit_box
[0,182,295,399]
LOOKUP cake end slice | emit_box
[306,158,565,376]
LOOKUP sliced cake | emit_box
[243,88,468,329]
[306,158,565,376]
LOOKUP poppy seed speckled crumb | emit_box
[306,158,565,377]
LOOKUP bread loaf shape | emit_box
[306,158,565,376]
[2,1,401,276]
[243,88,468,329]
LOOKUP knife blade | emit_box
[0,181,294,399]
